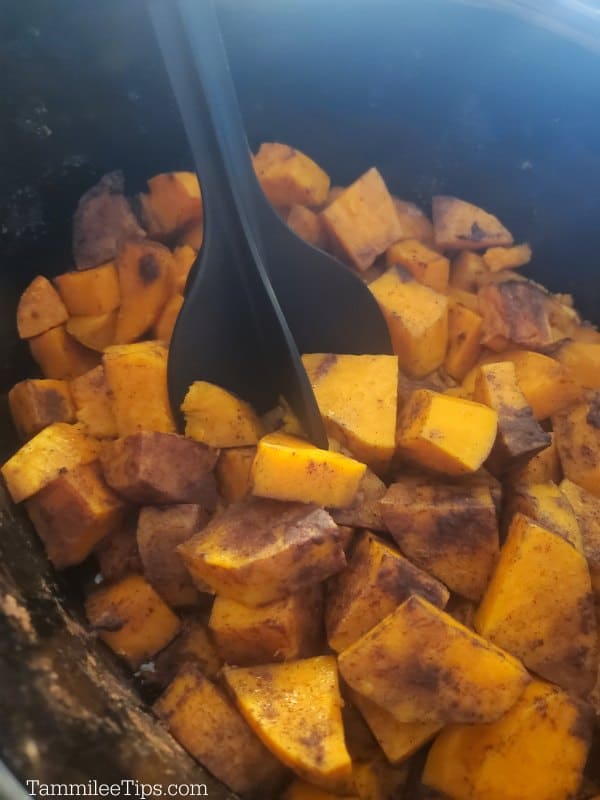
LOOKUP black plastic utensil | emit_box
[150,0,392,446]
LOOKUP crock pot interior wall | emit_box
[1,0,600,795]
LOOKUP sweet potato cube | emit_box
[224,656,352,793]
[380,476,499,600]
[450,251,490,292]
[17,275,69,339]
[352,757,409,800]
[153,293,183,343]
[54,262,120,315]
[25,462,126,568]
[392,197,434,244]
[369,267,448,377]
[85,574,181,667]
[215,446,256,504]
[478,281,553,351]
[153,620,222,686]
[560,479,600,599]
[302,354,398,471]
[70,365,117,439]
[338,595,529,725]
[178,497,345,606]
[103,342,175,436]
[506,482,582,551]
[251,432,366,508]
[385,239,449,293]
[472,361,550,473]
[171,244,196,293]
[505,432,561,485]
[330,468,387,531]
[66,311,117,352]
[1,422,99,503]
[423,680,593,800]
[475,513,598,696]
[447,286,480,313]
[432,196,513,250]
[552,396,600,495]
[114,239,174,344]
[445,302,483,381]
[101,432,218,505]
[281,780,358,800]
[556,340,600,389]
[326,531,449,652]
[181,381,265,447]
[287,204,327,248]
[29,325,100,379]
[209,586,322,665]
[8,379,75,439]
[137,504,209,607]
[139,171,203,238]
[321,168,401,271]
[95,521,142,583]
[253,142,330,208]
[396,389,498,476]
[483,242,532,272]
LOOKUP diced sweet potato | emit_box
[338,595,529,725]
[1,422,99,503]
[153,620,222,687]
[445,301,483,381]
[475,512,598,696]
[447,286,480,313]
[95,520,142,582]
[555,340,600,389]
[103,342,175,436]
[330,468,387,530]
[432,196,513,250]
[177,221,204,251]
[369,267,448,377]
[208,586,322,665]
[326,531,449,652]
[552,396,600,496]
[70,365,118,439]
[505,432,561,485]
[29,325,100,379]
[101,432,218,506]
[385,239,449,293]
[215,446,256,504]
[423,679,593,800]
[392,197,434,244]
[251,432,366,508]
[560,479,600,600]
[171,244,196,293]
[178,497,345,606]
[302,354,398,471]
[450,251,490,292]
[281,780,358,800]
[505,482,582,551]
[54,262,120,315]
[478,280,553,351]
[352,756,409,800]
[181,381,265,447]
[224,656,353,793]
[139,171,203,239]
[153,293,183,343]
[381,476,499,601]
[114,239,174,344]
[66,311,117,351]
[25,462,126,568]
[85,574,181,667]
[8,379,75,440]
[396,389,498,477]
[73,171,146,270]
[17,276,69,339]
[483,243,532,272]
[254,142,330,208]
[287,204,327,248]
[137,504,209,607]
[321,168,401,271]
[154,666,282,795]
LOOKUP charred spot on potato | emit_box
[138,254,160,285]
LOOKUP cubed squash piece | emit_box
[1,422,99,503]
[475,513,598,696]
[369,267,448,377]
[8,379,75,440]
[555,340,600,389]
[432,196,513,250]
[552,396,600,495]
[505,482,582,551]
[70,365,118,439]
[448,286,480,313]
[321,168,401,271]
[137,504,209,607]
[25,462,126,568]
[139,171,203,238]
[381,477,499,601]
[445,302,483,382]
[153,293,183,343]
[101,432,218,505]
[17,275,69,339]
[153,620,222,687]
[281,780,358,800]
[301,354,398,471]
[396,389,498,476]
[287,204,327,248]
[178,497,345,606]
[472,361,550,474]
[103,342,175,436]
[392,197,434,244]
[114,239,174,344]
[338,595,529,725]
[85,574,181,667]
[423,680,593,800]
[254,142,330,208]
[209,586,322,665]
[54,262,120,315]
[450,251,490,292]
[215,446,256,503]
[352,757,409,800]
[224,656,352,793]
[385,239,449,293]
[154,666,282,795]
[251,432,366,508]
[505,432,561,485]
[29,325,100,379]
[95,520,142,583]
[172,244,196,293]
[560,479,600,599]
[330,468,387,531]
[482,243,532,272]
[478,281,553,351]
[326,531,449,652]
[66,311,117,351]
[182,381,265,447]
